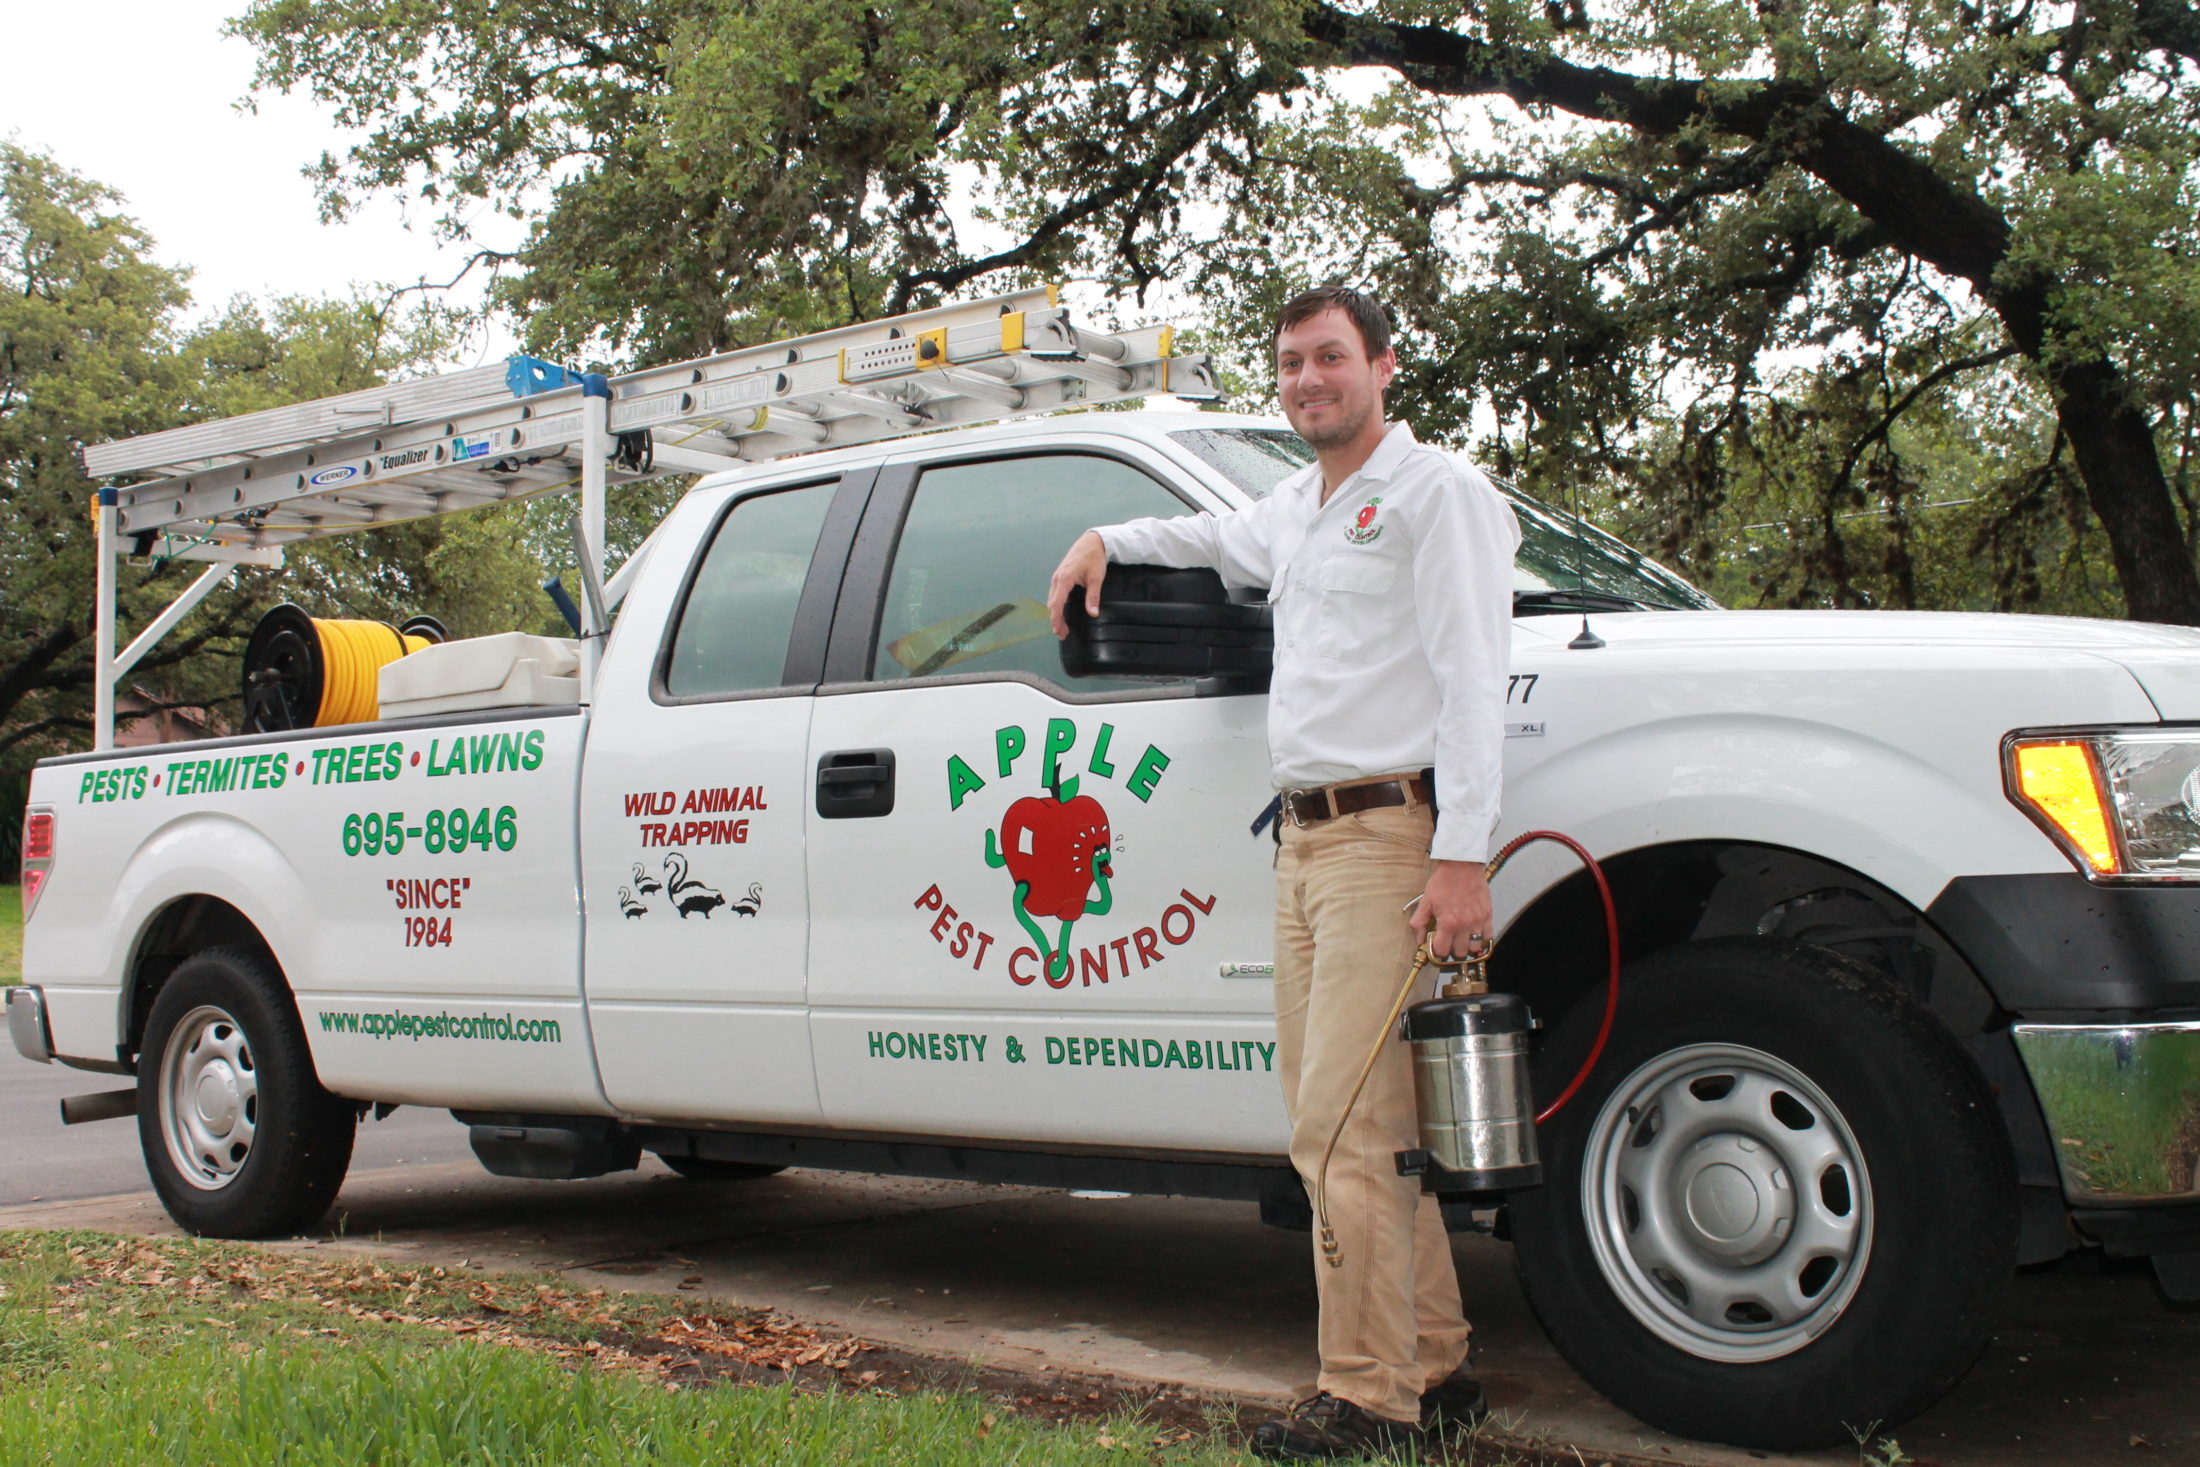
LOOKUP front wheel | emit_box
[1510,938,2014,1450]
[137,946,356,1238]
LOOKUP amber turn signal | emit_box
[2009,739,2120,875]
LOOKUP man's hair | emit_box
[1272,285,1393,359]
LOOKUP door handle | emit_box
[816,748,896,818]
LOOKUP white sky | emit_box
[0,0,519,362]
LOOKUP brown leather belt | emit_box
[1283,772,1434,827]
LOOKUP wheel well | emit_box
[125,897,280,1061]
[1491,840,2067,1262]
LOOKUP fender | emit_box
[1492,712,2070,931]
[34,810,313,1063]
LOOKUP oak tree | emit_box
[235,0,2200,619]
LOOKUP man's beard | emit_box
[1290,398,1374,450]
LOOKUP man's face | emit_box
[1275,308,1395,450]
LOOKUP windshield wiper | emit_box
[1512,589,1666,616]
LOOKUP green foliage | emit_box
[232,0,1313,361]
[0,146,654,769]
[0,883,20,986]
[1,142,198,761]
[232,0,2200,621]
[1191,52,2200,614]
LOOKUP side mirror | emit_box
[1059,564,1272,687]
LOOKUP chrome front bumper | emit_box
[2014,1021,2200,1204]
[6,986,53,1064]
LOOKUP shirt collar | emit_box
[1280,420,1419,504]
[1355,421,1419,484]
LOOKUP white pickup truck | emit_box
[14,406,2200,1450]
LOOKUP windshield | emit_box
[1171,427,1718,613]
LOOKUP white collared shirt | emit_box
[1095,422,1520,861]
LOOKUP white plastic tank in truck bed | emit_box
[377,633,581,719]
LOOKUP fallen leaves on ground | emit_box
[25,1236,867,1386]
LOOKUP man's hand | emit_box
[1411,860,1494,961]
[1047,530,1110,639]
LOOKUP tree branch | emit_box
[1304,2,2022,312]
[884,75,1269,311]
[1832,344,2025,498]
[0,619,85,729]
[0,713,89,756]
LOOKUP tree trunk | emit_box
[2051,361,2200,624]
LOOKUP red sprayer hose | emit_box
[1313,828,1623,1268]
[1482,829,1621,1124]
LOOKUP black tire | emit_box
[655,1152,786,1182]
[1510,938,2015,1450]
[136,945,356,1238]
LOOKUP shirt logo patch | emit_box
[1344,495,1384,546]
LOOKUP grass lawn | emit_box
[0,1231,1293,1467]
[0,884,18,985]
[0,899,1559,1465]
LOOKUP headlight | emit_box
[2006,731,2200,881]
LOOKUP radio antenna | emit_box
[1566,473,1605,651]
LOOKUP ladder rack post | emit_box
[578,375,611,699]
[114,563,237,683]
[93,490,118,752]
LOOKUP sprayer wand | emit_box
[1314,830,1621,1270]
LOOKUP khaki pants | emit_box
[1274,798,1470,1424]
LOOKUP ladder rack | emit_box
[95,287,1215,551]
[82,286,1220,748]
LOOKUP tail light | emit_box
[20,807,53,920]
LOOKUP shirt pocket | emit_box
[1312,555,1400,662]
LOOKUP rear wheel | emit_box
[1510,938,2014,1450]
[137,946,356,1238]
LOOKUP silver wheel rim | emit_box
[158,1004,259,1191]
[1581,1042,1874,1362]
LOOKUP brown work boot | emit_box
[1250,1391,1422,1461]
[1418,1362,1490,1434]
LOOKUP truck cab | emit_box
[15,302,2200,1453]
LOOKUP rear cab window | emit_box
[658,478,842,698]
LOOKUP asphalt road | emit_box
[0,1053,476,1205]
[1,1067,2193,1467]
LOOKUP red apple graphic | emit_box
[999,792,1113,920]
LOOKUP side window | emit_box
[663,480,837,697]
[873,452,1195,691]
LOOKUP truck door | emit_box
[580,469,871,1123]
[803,442,1284,1153]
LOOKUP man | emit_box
[1046,285,1520,1460]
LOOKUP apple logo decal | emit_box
[985,774,1114,984]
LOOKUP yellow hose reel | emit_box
[241,604,448,733]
